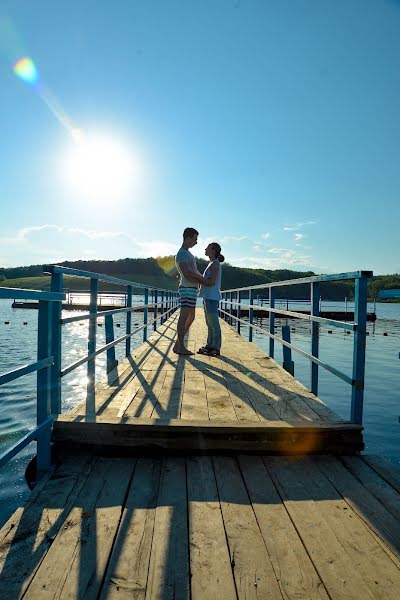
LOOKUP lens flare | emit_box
[13,56,38,84]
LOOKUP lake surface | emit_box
[1,298,399,527]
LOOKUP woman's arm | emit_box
[179,263,211,286]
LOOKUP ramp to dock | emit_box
[1,453,400,599]
[53,309,363,454]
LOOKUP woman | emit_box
[198,242,225,356]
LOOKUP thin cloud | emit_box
[220,235,248,243]
[294,233,304,241]
[283,220,317,232]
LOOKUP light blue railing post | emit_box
[269,287,276,358]
[230,291,234,325]
[282,324,294,376]
[105,314,117,373]
[143,288,149,341]
[50,271,63,415]
[161,291,164,324]
[153,289,158,331]
[351,275,368,424]
[37,300,52,478]
[249,290,254,342]
[126,286,132,357]
[86,277,98,415]
[311,282,320,395]
[237,291,241,334]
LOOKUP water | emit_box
[1,299,399,527]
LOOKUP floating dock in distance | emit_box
[237,307,377,321]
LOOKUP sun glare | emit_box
[63,133,136,201]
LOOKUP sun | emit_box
[63,133,135,201]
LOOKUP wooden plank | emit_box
[205,372,239,421]
[341,456,400,523]
[145,458,189,599]
[53,416,363,454]
[151,369,184,419]
[213,456,283,599]
[238,455,330,600]
[25,457,135,599]
[180,371,209,420]
[361,455,400,494]
[252,360,342,423]
[99,458,162,599]
[0,456,94,598]
[223,372,261,422]
[264,456,378,600]
[124,370,168,418]
[314,455,400,558]
[186,456,237,599]
[230,370,289,421]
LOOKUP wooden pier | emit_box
[53,310,363,455]
[2,288,400,598]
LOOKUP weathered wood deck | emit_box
[53,309,362,454]
[1,309,399,598]
[1,453,400,599]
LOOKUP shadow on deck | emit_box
[1,453,400,598]
[53,312,363,455]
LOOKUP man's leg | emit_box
[184,307,196,334]
[174,306,193,354]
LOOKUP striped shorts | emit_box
[178,287,198,308]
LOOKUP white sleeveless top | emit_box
[199,260,222,300]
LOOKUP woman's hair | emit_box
[210,242,225,263]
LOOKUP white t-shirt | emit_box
[175,247,198,288]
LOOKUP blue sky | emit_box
[0,0,399,275]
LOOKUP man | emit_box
[174,227,210,355]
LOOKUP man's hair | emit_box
[183,227,199,240]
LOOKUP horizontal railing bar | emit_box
[0,416,53,469]
[61,300,176,324]
[219,308,353,386]
[223,301,356,331]
[61,305,144,324]
[46,265,176,293]
[61,305,177,377]
[222,270,373,294]
[0,288,65,301]
[0,357,54,386]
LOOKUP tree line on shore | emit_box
[0,258,399,300]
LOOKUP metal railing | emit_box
[0,287,64,481]
[0,267,179,479]
[220,271,372,424]
[46,265,179,417]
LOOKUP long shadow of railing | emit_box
[2,452,400,598]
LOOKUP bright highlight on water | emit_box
[13,56,38,84]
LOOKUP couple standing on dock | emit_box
[174,227,225,356]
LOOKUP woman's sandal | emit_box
[207,348,220,357]
[197,346,211,355]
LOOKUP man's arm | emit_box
[179,262,211,286]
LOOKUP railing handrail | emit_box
[0,288,64,301]
[0,293,54,481]
[46,265,174,293]
[222,270,373,294]
[220,270,371,425]
[0,272,179,482]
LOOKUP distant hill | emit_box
[0,258,398,300]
